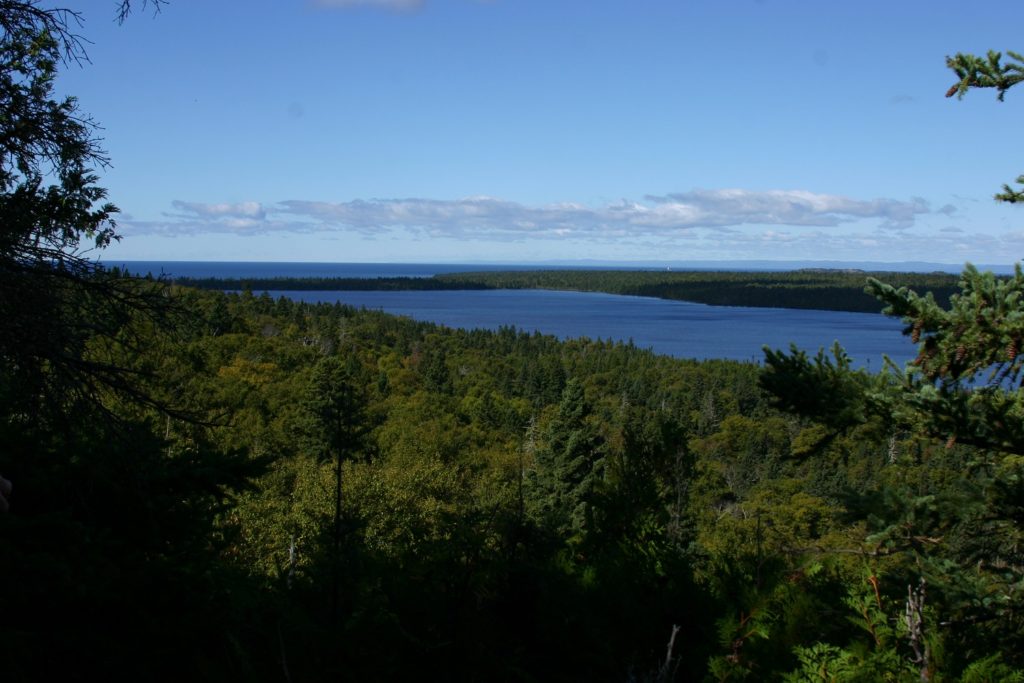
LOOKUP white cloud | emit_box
[128,200,310,236]
[670,225,1015,264]
[645,189,929,230]
[265,189,933,238]
[170,200,266,221]
[123,190,946,254]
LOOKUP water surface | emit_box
[271,289,914,368]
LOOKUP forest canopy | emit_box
[1,3,1023,680]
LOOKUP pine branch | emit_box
[995,175,1024,203]
[945,50,1024,101]
[945,50,1024,204]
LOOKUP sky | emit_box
[55,0,1024,265]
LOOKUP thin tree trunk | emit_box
[332,448,342,622]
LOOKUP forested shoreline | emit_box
[174,269,962,314]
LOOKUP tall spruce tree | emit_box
[526,378,605,540]
[303,354,367,618]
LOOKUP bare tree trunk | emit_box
[905,578,931,681]
[657,624,681,683]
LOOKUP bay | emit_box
[110,261,917,367]
[269,289,915,368]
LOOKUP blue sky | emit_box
[59,0,1024,264]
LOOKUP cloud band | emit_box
[134,189,934,241]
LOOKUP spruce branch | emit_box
[995,174,1024,204]
[945,49,1024,203]
[945,49,1024,101]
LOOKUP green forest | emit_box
[7,267,1024,681]
[177,268,963,314]
[4,3,1024,681]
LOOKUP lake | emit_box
[269,288,915,368]
[112,261,917,367]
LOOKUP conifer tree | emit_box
[526,378,605,539]
[303,354,367,617]
[760,47,1024,678]
[0,1,175,422]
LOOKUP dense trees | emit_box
[753,47,1024,681]
[525,378,606,540]
[148,278,1024,680]
[4,4,1024,678]
[757,267,1024,679]
[23,279,998,680]
[5,258,1024,679]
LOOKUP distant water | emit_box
[271,289,915,368]
[109,261,915,367]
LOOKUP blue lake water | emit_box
[110,261,917,367]
[270,289,915,368]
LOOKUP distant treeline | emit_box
[177,275,491,291]
[435,269,963,313]
[177,269,963,313]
